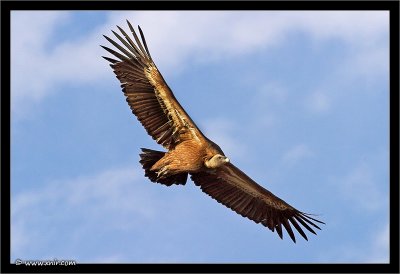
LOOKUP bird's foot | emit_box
[156,167,169,179]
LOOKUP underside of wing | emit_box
[191,163,324,243]
[102,21,203,149]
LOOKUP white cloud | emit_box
[111,11,388,73]
[338,162,387,213]
[306,91,331,113]
[366,222,389,263]
[11,11,110,119]
[255,82,288,105]
[201,117,247,161]
[318,221,389,263]
[11,12,69,112]
[11,165,158,260]
[340,44,389,89]
[288,11,388,44]
[11,11,388,119]
[281,143,314,165]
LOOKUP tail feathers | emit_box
[139,148,188,186]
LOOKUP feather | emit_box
[191,163,324,242]
[289,217,308,241]
[103,21,204,150]
[117,25,143,57]
[127,21,147,58]
[138,26,153,60]
[104,33,137,61]
[103,21,324,243]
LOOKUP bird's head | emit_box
[205,154,230,169]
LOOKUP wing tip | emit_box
[126,19,134,31]
[191,165,324,243]
[101,55,118,64]
[302,212,325,229]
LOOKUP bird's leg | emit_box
[156,166,169,179]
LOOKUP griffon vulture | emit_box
[102,20,324,243]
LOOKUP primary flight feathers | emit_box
[102,20,324,243]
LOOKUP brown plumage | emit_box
[102,20,324,243]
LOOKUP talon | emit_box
[156,167,169,179]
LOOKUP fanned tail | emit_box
[139,148,188,186]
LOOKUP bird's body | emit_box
[102,20,324,242]
[150,139,220,175]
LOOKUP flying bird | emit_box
[102,20,324,243]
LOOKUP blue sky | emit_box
[10,11,389,263]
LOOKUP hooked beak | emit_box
[224,157,230,163]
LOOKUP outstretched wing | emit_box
[102,21,204,150]
[191,163,324,242]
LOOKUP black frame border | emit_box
[1,1,399,273]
